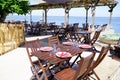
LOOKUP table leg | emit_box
[70,54,81,67]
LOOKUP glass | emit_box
[52,44,57,53]
[56,48,61,52]
[73,42,80,47]
[50,44,58,57]
[49,50,54,56]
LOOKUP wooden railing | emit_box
[0,23,25,55]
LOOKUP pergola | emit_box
[29,0,118,30]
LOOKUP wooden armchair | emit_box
[25,39,49,80]
[54,52,95,80]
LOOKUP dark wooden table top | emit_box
[31,44,87,64]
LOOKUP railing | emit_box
[0,23,25,55]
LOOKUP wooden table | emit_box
[75,30,92,44]
[31,44,87,66]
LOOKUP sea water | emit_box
[6,15,120,33]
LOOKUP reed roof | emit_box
[29,0,118,10]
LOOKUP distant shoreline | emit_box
[6,15,120,33]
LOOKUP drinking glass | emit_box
[73,42,79,47]
[56,48,61,52]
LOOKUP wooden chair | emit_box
[25,39,49,80]
[54,52,95,80]
[48,35,60,46]
[110,38,120,58]
[86,45,110,80]
[86,30,102,51]
[89,30,102,46]
[73,23,79,32]
[101,24,107,31]
[67,32,77,42]
[67,32,85,43]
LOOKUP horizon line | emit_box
[10,14,120,17]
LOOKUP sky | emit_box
[29,0,120,17]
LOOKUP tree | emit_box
[0,0,29,22]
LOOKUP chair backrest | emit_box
[93,45,110,68]
[67,32,84,43]
[25,39,48,80]
[90,30,102,45]
[48,35,60,46]
[101,24,107,31]
[67,32,77,42]
[82,23,89,30]
[25,39,41,59]
[73,52,95,79]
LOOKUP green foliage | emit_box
[0,0,29,22]
[0,0,29,15]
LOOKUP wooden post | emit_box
[91,5,96,31]
[64,7,70,27]
[64,12,67,27]
[44,8,48,34]
[109,12,112,29]
[85,6,90,30]
[30,10,32,26]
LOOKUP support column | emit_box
[30,10,32,26]
[67,11,69,25]
[43,8,48,34]
[24,14,26,24]
[85,6,90,30]
[64,10,67,27]
[44,8,47,25]
[42,10,44,23]
[109,12,112,29]
[90,0,99,31]
[108,3,117,29]
[91,5,96,31]
[64,7,70,27]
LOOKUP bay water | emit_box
[6,15,120,33]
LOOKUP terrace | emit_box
[0,0,120,80]
[0,35,120,80]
